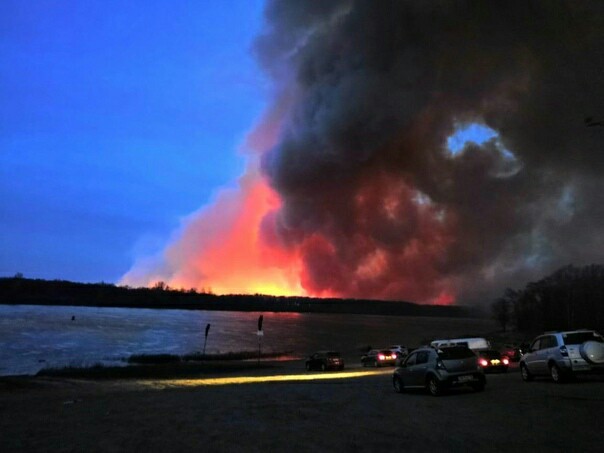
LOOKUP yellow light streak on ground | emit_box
[139,368,393,389]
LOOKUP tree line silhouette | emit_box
[492,264,604,333]
[0,275,468,318]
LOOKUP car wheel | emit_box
[305,362,311,371]
[550,363,565,383]
[520,364,533,382]
[321,363,326,372]
[393,376,405,393]
[427,376,442,396]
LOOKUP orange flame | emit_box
[432,291,456,306]
[150,165,304,297]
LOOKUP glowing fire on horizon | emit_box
[142,167,305,298]
[121,161,456,305]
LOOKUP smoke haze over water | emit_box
[122,0,604,305]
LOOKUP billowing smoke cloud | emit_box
[123,0,604,305]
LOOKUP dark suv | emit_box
[520,330,604,383]
[305,351,344,371]
[393,346,485,396]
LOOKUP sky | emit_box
[2,1,603,306]
[1,0,266,282]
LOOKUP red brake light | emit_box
[378,354,385,361]
[392,353,397,359]
[502,357,509,365]
[478,358,489,367]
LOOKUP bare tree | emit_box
[492,297,511,332]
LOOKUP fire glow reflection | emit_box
[140,368,392,389]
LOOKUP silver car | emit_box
[520,330,604,383]
[392,346,486,396]
[388,345,409,357]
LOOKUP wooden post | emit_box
[257,315,264,363]
[203,323,211,358]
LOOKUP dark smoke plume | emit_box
[254,0,604,304]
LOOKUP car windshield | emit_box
[437,347,475,359]
[562,332,604,345]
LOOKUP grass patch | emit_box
[36,361,274,380]
[35,351,295,380]
[183,351,293,361]
[128,354,181,364]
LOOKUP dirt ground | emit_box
[1,361,603,452]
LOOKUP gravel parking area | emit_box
[1,362,603,452]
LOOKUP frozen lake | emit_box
[0,304,496,376]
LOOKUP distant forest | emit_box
[0,276,468,318]
[492,264,604,333]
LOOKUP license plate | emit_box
[457,375,473,383]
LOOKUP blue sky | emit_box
[447,123,497,155]
[1,0,267,282]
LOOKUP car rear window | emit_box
[437,347,475,359]
[327,352,341,358]
[480,350,501,359]
[562,332,604,345]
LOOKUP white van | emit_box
[430,337,490,351]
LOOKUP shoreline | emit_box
[0,300,475,318]
[1,360,287,382]
[1,351,300,380]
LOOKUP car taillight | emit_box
[436,359,447,370]
[502,357,509,365]
[378,354,385,361]
[559,345,568,357]
[392,353,397,359]
[478,358,489,367]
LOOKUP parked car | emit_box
[500,344,523,362]
[430,337,490,351]
[520,330,604,383]
[361,349,398,367]
[388,345,409,357]
[477,349,509,373]
[392,346,486,396]
[305,351,344,371]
